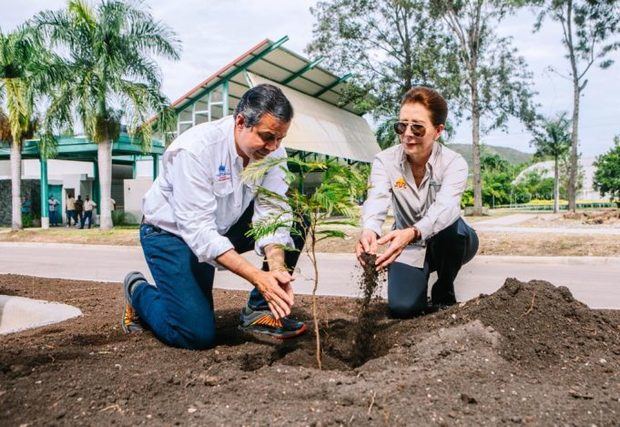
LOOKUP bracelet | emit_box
[410,226,419,243]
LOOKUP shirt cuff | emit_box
[197,236,235,268]
[255,232,295,257]
[413,217,433,241]
[362,219,383,238]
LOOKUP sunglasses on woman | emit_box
[393,121,427,137]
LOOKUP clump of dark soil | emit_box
[1,274,619,425]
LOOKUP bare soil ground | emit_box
[0,227,140,246]
[476,232,620,257]
[2,225,620,257]
[1,274,619,425]
[522,209,620,228]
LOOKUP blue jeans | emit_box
[81,211,93,228]
[49,210,58,226]
[66,210,77,225]
[131,203,307,349]
[388,217,479,318]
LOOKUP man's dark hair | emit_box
[234,84,294,127]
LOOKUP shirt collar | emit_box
[225,115,244,168]
[398,141,442,173]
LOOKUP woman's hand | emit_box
[375,228,419,271]
[356,229,379,266]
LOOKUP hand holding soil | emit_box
[375,227,418,270]
[355,229,378,265]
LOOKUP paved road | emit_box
[0,242,618,309]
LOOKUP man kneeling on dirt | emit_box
[121,84,307,349]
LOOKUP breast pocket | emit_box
[427,179,442,206]
[213,180,233,198]
[212,180,235,229]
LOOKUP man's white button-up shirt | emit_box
[142,116,294,267]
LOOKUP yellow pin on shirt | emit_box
[394,177,406,189]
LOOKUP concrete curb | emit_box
[0,295,82,335]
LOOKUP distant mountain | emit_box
[446,143,533,167]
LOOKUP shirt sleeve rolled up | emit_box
[361,157,392,237]
[252,153,295,256]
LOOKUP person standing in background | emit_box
[48,195,59,227]
[81,196,97,229]
[74,195,84,226]
[66,193,77,227]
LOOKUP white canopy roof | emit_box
[247,72,380,163]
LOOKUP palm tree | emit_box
[531,114,571,213]
[33,0,181,229]
[0,27,42,230]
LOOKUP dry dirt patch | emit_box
[521,209,620,228]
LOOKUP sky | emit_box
[1,0,618,158]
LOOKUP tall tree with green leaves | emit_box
[534,0,620,212]
[593,136,620,207]
[429,0,538,215]
[530,113,571,212]
[0,27,45,230]
[307,0,461,120]
[33,0,181,229]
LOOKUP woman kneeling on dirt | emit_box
[356,86,478,317]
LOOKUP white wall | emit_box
[21,159,93,179]
[124,178,153,223]
[135,157,162,179]
[0,160,10,177]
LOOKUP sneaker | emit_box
[239,306,307,339]
[428,301,456,313]
[121,271,147,334]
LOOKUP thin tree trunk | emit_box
[566,0,579,213]
[471,83,483,215]
[553,155,559,213]
[568,82,579,212]
[310,225,322,370]
[97,141,113,230]
[10,137,22,230]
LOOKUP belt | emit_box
[141,216,162,232]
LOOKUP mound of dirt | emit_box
[429,278,620,368]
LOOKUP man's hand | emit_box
[216,247,297,319]
[356,229,379,266]
[251,270,294,319]
[374,228,419,271]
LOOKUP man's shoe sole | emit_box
[238,322,308,340]
[121,271,146,334]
